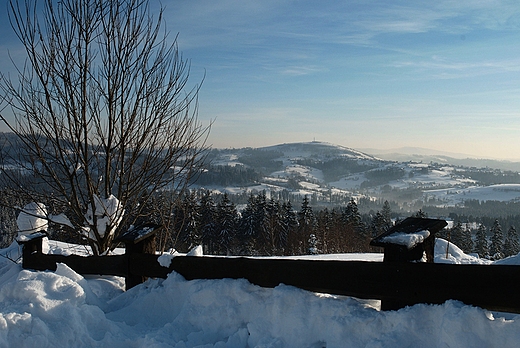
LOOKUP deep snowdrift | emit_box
[1,240,520,347]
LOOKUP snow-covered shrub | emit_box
[83,195,124,243]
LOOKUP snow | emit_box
[434,238,492,264]
[15,232,47,243]
[158,249,181,268]
[84,195,124,240]
[16,202,49,236]
[187,245,203,256]
[380,230,430,249]
[158,254,175,268]
[424,184,520,206]
[1,240,520,347]
[494,253,520,265]
[47,213,74,229]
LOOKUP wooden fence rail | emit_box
[19,235,520,313]
[133,254,520,313]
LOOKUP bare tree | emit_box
[0,0,210,254]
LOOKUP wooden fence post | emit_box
[370,217,448,310]
[114,224,162,290]
[16,233,47,270]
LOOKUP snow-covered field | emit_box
[199,143,520,207]
[424,184,520,206]
[1,240,520,347]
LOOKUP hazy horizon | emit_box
[211,139,520,162]
[1,1,520,160]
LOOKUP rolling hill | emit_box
[196,141,520,209]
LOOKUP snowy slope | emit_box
[263,141,377,161]
[1,240,520,347]
[200,142,520,207]
[424,184,520,206]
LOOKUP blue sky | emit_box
[2,1,520,159]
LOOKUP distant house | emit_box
[370,217,448,263]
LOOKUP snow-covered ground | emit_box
[1,240,520,347]
[424,184,520,206]
[200,143,520,207]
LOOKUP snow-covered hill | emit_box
[1,239,520,347]
[424,184,520,207]
[198,142,520,207]
[263,141,377,161]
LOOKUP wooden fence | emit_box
[18,231,520,313]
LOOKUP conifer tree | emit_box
[344,198,365,235]
[413,209,428,218]
[460,224,474,253]
[504,226,520,257]
[253,192,270,254]
[343,199,369,252]
[474,223,489,258]
[283,201,299,255]
[181,191,201,251]
[215,193,238,255]
[316,208,331,253]
[271,199,289,254]
[329,208,342,253]
[489,219,504,260]
[381,200,393,231]
[0,189,24,247]
[450,222,464,249]
[297,196,316,255]
[265,198,283,255]
[370,201,393,239]
[198,191,217,254]
[308,234,319,255]
[370,211,385,238]
[237,193,256,254]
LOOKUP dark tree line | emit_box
[439,219,520,260]
[294,158,378,182]
[2,185,519,260]
[194,165,261,186]
[153,191,374,256]
[168,190,520,260]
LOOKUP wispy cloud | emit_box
[389,55,520,80]
[159,0,520,158]
[163,0,520,74]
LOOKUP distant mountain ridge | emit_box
[261,141,378,161]
[359,146,472,159]
[2,134,520,209]
[199,141,520,209]
[259,142,520,172]
[360,147,520,172]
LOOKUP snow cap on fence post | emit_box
[370,217,448,263]
[15,202,50,270]
[16,202,50,262]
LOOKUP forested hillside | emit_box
[128,189,520,260]
[2,137,520,257]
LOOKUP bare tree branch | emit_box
[0,0,210,254]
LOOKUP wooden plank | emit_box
[130,254,520,313]
[23,251,520,313]
[23,253,128,277]
[115,223,161,244]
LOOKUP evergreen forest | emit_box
[115,190,520,259]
